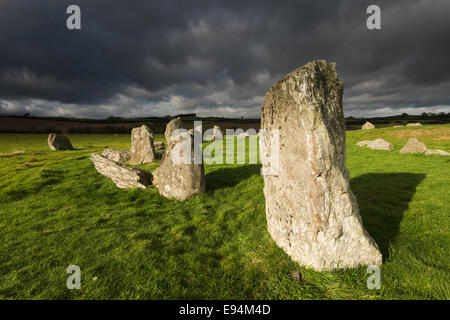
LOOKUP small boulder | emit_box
[101,149,131,162]
[90,153,152,189]
[130,125,155,164]
[399,138,427,154]
[362,122,375,130]
[356,139,394,150]
[47,133,74,150]
[407,123,422,127]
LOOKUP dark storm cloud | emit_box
[0,0,449,118]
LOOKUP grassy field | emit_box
[0,125,449,299]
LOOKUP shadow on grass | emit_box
[205,164,261,192]
[351,172,426,261]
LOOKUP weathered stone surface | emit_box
[425,149,450,156]
[129,125,155,164]
[101,149,131,162]
[154,142,165,151]
[165,117,182,143]
[407,123,422,127]
[153,123,205,201]
[90,153,152,188]
[47,133,74,150]
[362,121,375,130]
[356,139,394,150]
[260,60,382,271]
[399,138,450,155]
[399,138,427,154]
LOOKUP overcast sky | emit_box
[0,0,449,119]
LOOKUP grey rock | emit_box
[260,60,382,271]
[165,117,182,143]
[153,123,205,201]
[399,138,427,154]
[101,149,132,162]
[356,139,394,150]
[406,123,422,127]
[362,121,375,130]
[290,270,303,283]
[399,138,449,155]
[47,133,74,150]
[425,149,450,156]
[90,153,152,189]
[129,125,155,164]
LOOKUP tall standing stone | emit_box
[165,117,182,144]
[261,60,382,271]
[129,125,155,164]
[153,121,205,201]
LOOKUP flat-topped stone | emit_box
[101,149,132,162]
[90,153,152,189]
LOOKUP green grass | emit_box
[0,125,449,299]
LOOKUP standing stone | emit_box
[399,138,427,154]
[102,149,132,162]
[261,60,382,271]
[356,139,394,150]
[362,121,375,130]
[165,117,182,144]
[90,153,152,189]
[47,133,74,150]
[153,122,205,201]
[406,123,422,127]
[129,125,155,164]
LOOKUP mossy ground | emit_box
[0,125,449,299]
